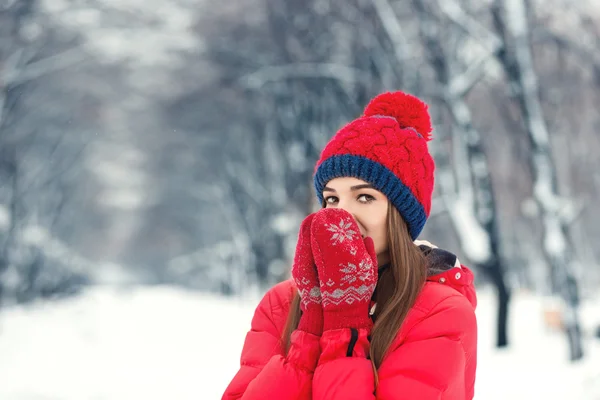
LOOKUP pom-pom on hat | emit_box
[313,91,435,239]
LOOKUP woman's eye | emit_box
[325,196,338,205]
[358,194,375,203]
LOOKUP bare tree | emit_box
[201,0,378,291]
[491,0,584,360]
[409,0,511,348]
[0,0,89,304]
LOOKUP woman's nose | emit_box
[336,200,355,216]
[336,202,365,235]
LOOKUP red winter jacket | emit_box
[222,265,477,400]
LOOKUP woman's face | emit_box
[322,177,390,265]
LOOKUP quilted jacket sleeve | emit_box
[312,293,478,400]
[222,283,320,400]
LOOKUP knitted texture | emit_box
[310,208,378,331]
[291,213,323,335]
[314,91,435,239]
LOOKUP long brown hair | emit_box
[281,203,428,378]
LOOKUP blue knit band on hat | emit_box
[314,154,427,240]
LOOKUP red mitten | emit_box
[291,213,324,335]
[310,208,378,331]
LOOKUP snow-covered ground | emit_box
[0,285,599,400]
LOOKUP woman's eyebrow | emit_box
[323,186,336,192]
[350,184,375,191]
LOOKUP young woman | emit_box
[222,91,478,400]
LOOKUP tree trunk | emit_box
[493,0,583,360]
[413,0,511,348]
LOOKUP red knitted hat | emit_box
[313,91,435,239]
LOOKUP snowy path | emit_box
[0,286,599,399]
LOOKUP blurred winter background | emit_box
[1,0,600,398]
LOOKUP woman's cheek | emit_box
[376,232,388,254]
[355,220,367,238]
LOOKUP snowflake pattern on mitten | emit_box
[327,219,358,244]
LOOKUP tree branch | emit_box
[5,47,90,87]
[239,63,369,89]
[438,0,502,52]
[448,50,500,97]
[437,0,504,97]
[371,0,415,85]
[532,27,600,69]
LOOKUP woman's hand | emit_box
[291,213,324,335]
[310,208,378,331]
